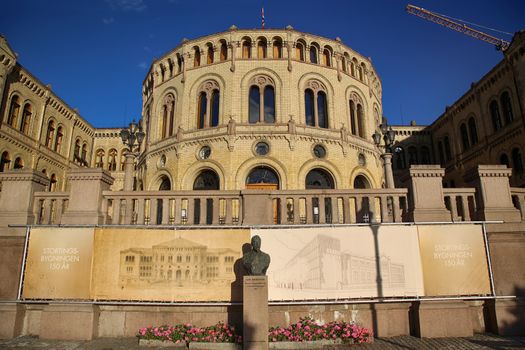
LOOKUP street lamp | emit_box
[373,117,396,188]
[120,120,145,191]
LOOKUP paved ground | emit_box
[0,334,524,350]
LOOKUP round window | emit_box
[313,144,326,158]
[254,141,270,156]
[198,146,211,160]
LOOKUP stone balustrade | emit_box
[33,192,69,225]
[443,188,476,222]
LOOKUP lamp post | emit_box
[120,120,145,192]
[372,117,396,189]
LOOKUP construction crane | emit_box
[406,4,511,51]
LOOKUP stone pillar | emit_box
[381,153,395,189]
[243,276,268,350]
[0,170,50,234]
[241,190,273,225]
[464,165,521,222]
[123,153,135,192]
[403,165,451,222]
[61,168,114,225]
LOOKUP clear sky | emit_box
[2,0,524,128]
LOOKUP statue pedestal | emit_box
[243,276,268,350]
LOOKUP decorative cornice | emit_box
[0,170,50,185]
[67,169,114,185]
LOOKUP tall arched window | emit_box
[353,175,371,189]
[176,53,182,73]
[161,94,175,138]
[437,141,445,165]
[193,47,201,67]
[304,80,328,128]
[20,103,32,134]
[342,53,350,73]
[500,153,510,167]
[295,42,305,61]
[408,146,418,165]
[360,63,366,81]
[74,139,81,162]
[460,123,470,151]
[500,91,514,124]
[248,75,275,123]
[193,169,220,190]
[272,38,282,58]
[394,147,406,169]
[45,120,55,148]
[512,148,524,173]
[0,151,11,172]
[490,100,502,131]
[322,48,331,67]
[257,37,267,58]
[196,81,220,129]
[242,38,251,58]
[309,45,318,64]
[54,126,63,153]
[219,40,228,61]
[306,168,334,189]
[468,117,478,145]
[14,157,24,169]
[206,44,214,64]
[351,58,357,77]
[421,146,431,164]
[95,149,105,168]
[444,136,452,161]
[349,93,365,137]
[49,174,57,192]
[108,149,118,171]
[358,64,364,81]
[7,95,20,128]
[81,143,88,165]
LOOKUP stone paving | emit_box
[0,334,524,350]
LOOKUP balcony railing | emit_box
[443,188,476,222]
[33,192,69,225]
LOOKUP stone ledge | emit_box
[269,339,343,349]
[189,342,241,350]
[139,339,186,348]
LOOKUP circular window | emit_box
[198,146,211,160]
[358,153,366,166]
[313,144,326,159]
[254,141,270,156]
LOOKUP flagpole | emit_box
[262,7,265,30]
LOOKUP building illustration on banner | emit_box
[119,236,238,288]
[271,234,405,292]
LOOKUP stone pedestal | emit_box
[412,301,473,338]
[243,276,268,350]
[0,303,24,339]
[241,191,273,225]
[39,304,99,340]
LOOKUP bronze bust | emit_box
[242,235,270,276]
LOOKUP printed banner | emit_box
[417,224,491,296]
[254,226,425,301]
[22,227,94,299]
[91,228,250,302]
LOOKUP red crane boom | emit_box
[406,4,510,51]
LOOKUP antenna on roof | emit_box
[261,7,265,29]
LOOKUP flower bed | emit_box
[268,317,372,344]
[137,322,242,344]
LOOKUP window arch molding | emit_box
[349,167,377,189]
[19,101,33,134]
[157,91,177,139]
[488,98,503,132]
[241,68,283,123]
[6,93,21,128]
[346,87,369,139]
[44,118,57,148]
[248,75,276,123]
[298,74,334,128]
[149,171,174,191]
[309,42,320,64]
[294,39,307,61]
[180,161,226,191]
[304,79,328,128]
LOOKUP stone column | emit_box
[464,165,521,222]
[403,165,451,222]
[243,276,268,350]
[123,153,135,192]
[61,168,114,225]
[381,153,395,189]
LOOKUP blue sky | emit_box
[2,0,524,128]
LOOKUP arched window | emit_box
[176,53,182,73]
[54,126,63,153]
[257,37,267,58]
[193,47,201,67]
[342,53,349,73]
[219,40,228,61]
[306,168,334,189]
[248,75,275,123]
[295,42,305,61]
[20,103,32,134]
[304,80,328,128]
[13,157,23,169]
[196,81,220,129]
[460,123,470,151]
[353,175,371,189]
[108,149,118,171]
[394,147,406,169]
[500,153,510,167]
[95,149,105,168]
[242,38,251,58]
[500,91,514,124]
[120,150,126,171]
[349,93,365,137]
[358,63,364,81]
[490,100,502,131]
[49,174,57,192]
[408,146,418,165]
[193,169,220,190]
[444,136,452,161]
[45,120,55,148]
[468,117,478,145]
[360,63,366,81]
[512,148,524,173]
[246,166,279,189]
[351,58,357,77]
[272,38,282,58]
[437,141,445,165]
[421,146,431,164]
[81,143,88,165]
[0,151,11,172]
[7,95,20,128]
[322,48,331,67]
[206,44,214,64]
[159,176,171,190]
[74,139,81,162]
[309,45,318,64]
[161,94,175,138]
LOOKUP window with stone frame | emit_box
[196,81,220,129]
[160,93,175,139]
[304,80,328,129]
[248,75,275,124]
